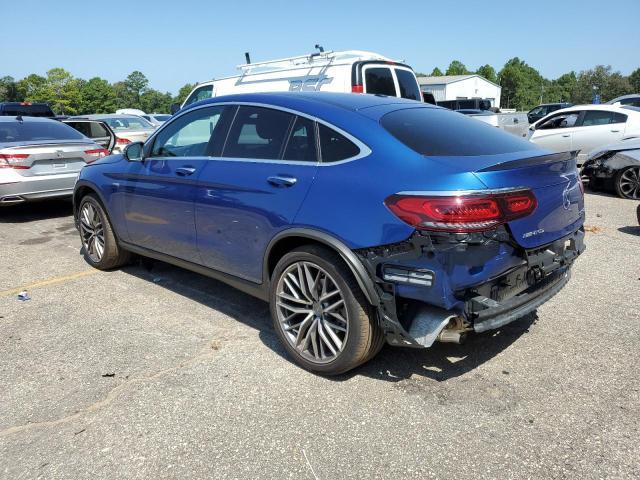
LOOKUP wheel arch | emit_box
[73,180,124,241]
[264,228,380,307]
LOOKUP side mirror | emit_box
[123,141,144,162]
[170,103,181,115]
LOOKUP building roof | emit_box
[417,74,500,88]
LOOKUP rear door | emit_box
[194,105,319,282]
[530,111,582,152]
[570,110,627,164]
[63,120,115,152]
[362,65,422,101]
[118,105,226,262]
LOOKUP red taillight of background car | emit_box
[384,190,537,233]
[84,148,110,164]
[116,137,131,145]
[351,85,364,93]
[0,153,30,169]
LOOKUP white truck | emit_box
[172,49,423,113]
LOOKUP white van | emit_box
[174,50,423,112]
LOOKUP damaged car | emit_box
[582,138,640,199]
[73,92,585,375]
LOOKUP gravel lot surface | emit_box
[0,192,638,479]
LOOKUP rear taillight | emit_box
[84,148,110,164]
[351,85,364,93]
[0,153,30,169]
[116,137,131,145]
[384,190,537,233]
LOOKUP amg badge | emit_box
[522,228,545,239]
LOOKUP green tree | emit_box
[124,71,149,108]
[17,74,47,101]
[81,77,117,114]
[0,76,19,101]
[445,60,469,76]
[140,89,173,113]
[38,68,83,114]
[498,57,544,110]
[476,64,497,83]
[573,65,631,103]
[629,68,640,92]
[174,83,195,105]
[429,67,443,77]
[547,72,577,103]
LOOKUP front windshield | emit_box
[102,116,153,130]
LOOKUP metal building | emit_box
[417,75,502,108]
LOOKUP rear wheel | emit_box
[614,166,640,199]
[270,245,382,375]
[78,195,131,269]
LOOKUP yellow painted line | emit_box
[0,269,99,297]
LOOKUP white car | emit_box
[70,114,156,153]
[528,105,640,165]
[174,49,423,113]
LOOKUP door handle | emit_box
[562,134,571,138]
[175,167,196,176]
[267,175,297,187]
[610,129,620,133]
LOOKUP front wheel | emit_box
[614,166,640,199]
[78,194,131,270]
[269,245,383,375]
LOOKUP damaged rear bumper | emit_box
[355,228,585,348]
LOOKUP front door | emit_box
[119,105,226,262]
[531,111,582,153]
[63,120,115,152]
[195,106,319,282]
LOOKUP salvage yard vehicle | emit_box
[73,92,585,375]
[0,102,56,118]
[174,49,422,113]
[0,116,111,205]
[582,138,640,199]
[527,102,573,124]
[69,114,155,153]
[528,105,640,166]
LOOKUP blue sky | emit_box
[2,0,639,94]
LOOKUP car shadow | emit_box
[618,225,640,237]
[0,199,73,223]
[121,258,537,383]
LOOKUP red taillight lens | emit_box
[116,137,131,145]
[84,148,110,164]
[0,153,30,169]
[351,85,364,93]
[384,190,537,233]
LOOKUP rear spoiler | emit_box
[476,151,578,172]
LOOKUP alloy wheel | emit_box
[619,167,640,199]
[275,261,349,364]
[79,202,105,262]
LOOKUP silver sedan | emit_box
[0,116,112,205]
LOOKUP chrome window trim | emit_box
[396,186,531,197]
[150,101,372,166]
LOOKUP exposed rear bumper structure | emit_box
[355,228,585,348]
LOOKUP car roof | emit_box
[72,114,144,119]
[0,115,58,123]
[553,104,638,114]
[185,92,433,118]
[605,94,640,104]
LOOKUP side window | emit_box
[223,106,293,160]
[612,112,628,123]
[395,69,421,101]
[318,123,360,162]
[89,122,109,138]
[538,112,579,130]
[184,85,213,107]
[65,121,91,137]
[365,67,396,97]
[581,110,617,126]
[151,106,224,157]
[529,106,543,116]
[283,116,317,162]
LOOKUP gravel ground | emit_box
[0,192,638,480]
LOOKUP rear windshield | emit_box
[102,117,153,130]
[381,107,538,156]
[365,68,396,96]
[0,120,85,143]
[0,104,55,117]
[395,69,421,101]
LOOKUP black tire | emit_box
[614,166,640,199]
[269,244,382,375]
[78,194,131,270]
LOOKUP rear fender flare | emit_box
[263,228,380,306]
